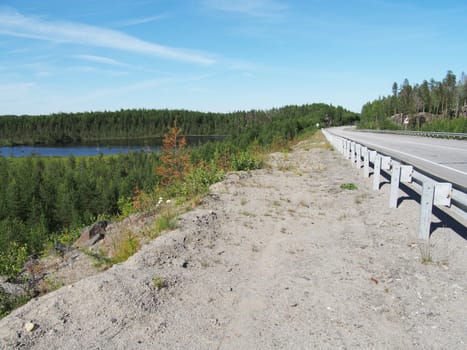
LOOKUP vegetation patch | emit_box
[153,276,167,290]
[151,213,177,238]
[340,183,358,190]
[111,232,141,264]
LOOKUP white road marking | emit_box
[358,141,467,176]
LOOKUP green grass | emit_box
[0,290,31,319]
[151,213,177,238]
[153,276,167,290]
[340,183,358,190]
[112,233,140,264]
[83,249,114,270]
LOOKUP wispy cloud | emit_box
[73,54,127,66]
[0,8,215,65]
[203,0,287,18]
[117,14,166,27]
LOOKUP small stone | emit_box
[24,322,37,332]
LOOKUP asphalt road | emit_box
[327,126,467,189]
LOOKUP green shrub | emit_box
[0,242,28,280]
[184,162,225,196]
[232,151,263,171]
[0,288,30,318]
[112,233,140,263]
[151,214,177,238]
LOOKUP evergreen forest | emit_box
[1,104,356,146]
[359,70,467,132]
[0,103,358,282]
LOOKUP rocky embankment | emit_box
[1,136,466,349]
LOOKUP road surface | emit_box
[327,126,467,189]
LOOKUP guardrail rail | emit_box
[356,129,467,140]
[322,129,467,242]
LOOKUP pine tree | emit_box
[156,123,190,187]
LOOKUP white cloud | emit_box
[0,9,215,65]
[203,0,287,17]
[73,54,127,66]
[117,14,166,27]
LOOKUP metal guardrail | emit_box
[357,129,467,140]
[322,129,467,241]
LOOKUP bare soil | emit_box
[1,135,466,349]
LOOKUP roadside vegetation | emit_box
[0,103,357,316]
[358,70,467,132]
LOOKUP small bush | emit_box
[117,196,136,218]
[184,162,224,197]
[340,183,357,190]
[0,242,28,280]
[0,288,30,318]
[112,233,140,263]
[151,214,177,238]
[232,151,263,171]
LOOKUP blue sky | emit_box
[0,0,466,115]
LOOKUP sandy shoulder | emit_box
[1,138,466,350]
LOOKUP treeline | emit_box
[359,70,467,131]
[0,103,358,279]
[0,104,358,146]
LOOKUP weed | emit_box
[0,289,31,319]
[153,276,167,290]
[151,214,177,238]
[84,249,114,270]
[340,183,358,190]
[355,194,367,204]
[272,200,281,207]
[278,164,295,172]
[420,242,433,264]
[240,198,248,206]
[112,233,140,263]
[37,276,64,295]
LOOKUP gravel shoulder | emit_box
[1,136,466,349]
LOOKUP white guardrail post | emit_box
[373,155,381,191]
[362,147,369,178]
[321,129,465,243]
[389,160,401,209]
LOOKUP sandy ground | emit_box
[1,136,466,349]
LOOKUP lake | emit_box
[0,136,224,157]
[0,144,160,157]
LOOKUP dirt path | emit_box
[1,137,466,349]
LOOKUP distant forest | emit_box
[359,70,467,132]
[0,104,358,146]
